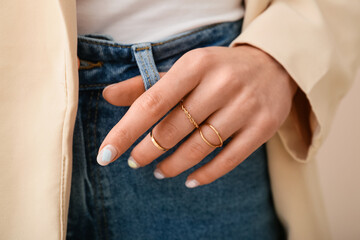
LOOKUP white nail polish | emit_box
[153,168,165,180]
[185,179,199,188]
[127,156,139,169]
[97,145,117,165]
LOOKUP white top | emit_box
[77,0,245,44]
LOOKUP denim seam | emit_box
[77,22,223,49]
[135,46,150,51]
[85,91,102,239]
[146,51,159,85]
[93,90,109,240]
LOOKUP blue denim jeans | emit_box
[67,19,286,240]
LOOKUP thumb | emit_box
[102,72,166,106]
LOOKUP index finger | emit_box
[96,63,200,166]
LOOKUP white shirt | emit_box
[77,0,245,43]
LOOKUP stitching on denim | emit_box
[85,91,94,169]
[85,91,94,158]
[79,59,104,70]
[135,46,150,51]
[93,90,109,240]
[146,51,159,85]
[138,51,152,88]
[85,91,103,239]
[77,22,222,49]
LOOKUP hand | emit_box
[97,44,298,188]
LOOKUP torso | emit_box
[76,0,245,43]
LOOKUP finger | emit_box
[184,124,269,188]
[103,75,145,106]
[152,104,245,178]
[128,90,223,168]
[102,73,166,106]
[96,63,201,165]
[77,57,80,69]
[127,73,238,169]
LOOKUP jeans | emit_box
[66,18,286,240]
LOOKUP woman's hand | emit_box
[97,44,298,188]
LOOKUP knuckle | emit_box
[190,48,212,59]
[217,69,239,93]
[136,92,164,117]
[239,61,252,75]
[183,48,212,70]
[156,121,180,146]
[243,92,259,110]
[223,72,237,86]
[113,127,133,145]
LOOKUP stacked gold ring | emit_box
[179,99,199,129]
[179,99,223,148]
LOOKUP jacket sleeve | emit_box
[229,0,360,163]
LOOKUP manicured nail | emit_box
[153,168,165,180]
[185,179,199,188]
[97,144,117,166]
[127,156,140,169]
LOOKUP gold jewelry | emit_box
[198,123,223,148]
[179,99,199,129]
[150,129,169,151]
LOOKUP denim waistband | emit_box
[77,18,244,64]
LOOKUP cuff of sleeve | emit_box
[228,2,330,163]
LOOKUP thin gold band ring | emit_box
[150,129,169,151]
[179,99,223,148]
[179,99,199,129]
[198,123,223,148]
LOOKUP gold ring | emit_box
[198,123,223,148]
[179,99,199,129]
[150,129,169,151]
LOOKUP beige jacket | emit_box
[1,0,359,239]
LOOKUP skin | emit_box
[79,44,299,188]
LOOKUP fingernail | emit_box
[185,179,199,188]
[153,168,165,180]
[127,156,140,169]
[97,144,117,166]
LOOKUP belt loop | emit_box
[131,43,161,91]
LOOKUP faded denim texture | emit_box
[66,19,286,240]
